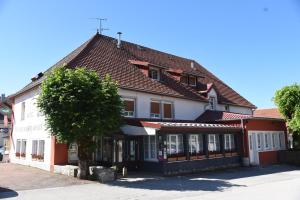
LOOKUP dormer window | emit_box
[180,75,188,84]
[209,97,216,110]
[189,76,197,86]
[149,68,159,80]
[225,105,230,112]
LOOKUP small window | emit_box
[149,68,159,80]
[21,102,25,121]
[163,103,173,119]
[38,140,45,161]
[224,134,236,151]
[16,139,21,157]
[209,97,216,110]
[189,76,197,86]
[180,75,188,84]
[225,105,230,112]
[123,98,135,117]
[150,101,160,118]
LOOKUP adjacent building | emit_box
[8,33,288,174]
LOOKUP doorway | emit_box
[248,132,260,165]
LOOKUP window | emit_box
[279,132,286,150]
[189,76,197,86]
[163,102,173,119]
[225,105,230,112]
[264,133,271,149]
[167,134,184,157]
[209,97,216,110]
[224,134,236,151]
[38,140,45,160]
[4,139,10,152]
[257,133,262,150]
[189,134,204,155]
[150,101,160,118]
[16,139,21,157]
[208,134,220,152]
[21,102,25,121]
[149,68,159,80]
[123,98,135,117]
[272,133,277,149]
[180,75,188,84]
[144,135,157,161]
[32,140,38,158]
[21,140,27,158]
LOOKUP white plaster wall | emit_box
[207,88,253,115]
[9,88,52,171]
[119,89,206,120]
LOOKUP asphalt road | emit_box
[1,164,300,200]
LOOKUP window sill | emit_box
[190,155,206,160]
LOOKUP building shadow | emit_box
[0,187,18,199]
[109,164,299,191]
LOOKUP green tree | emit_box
[37,67,123,179]
[274,83,300,148]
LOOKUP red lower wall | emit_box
[259,151,279,166]
[50,137,68,172]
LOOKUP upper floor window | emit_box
[150,101,160,118]
[21,102,26,121]
[150,101,174,119]
[189,76,197,86]
[180,75,188,84]
[209,97,216,110]
[122,98,135,117]
[149,68,159,80]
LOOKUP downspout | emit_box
[241,118,245,157]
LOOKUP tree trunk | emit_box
[77,138,94,179]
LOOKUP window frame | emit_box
[144,135,157,162]
[150,101,161,119]
[189,76,197,86]
[224,134,236,152]
[21,102,26,121]
[162,102,173,119]
[149,67,160,80]
[209,96,216,110]
[189,134,204,157]
[122,97,136,118]
[208,134,221,153]
[167,134,184,158]
[180,75,188,84]
[150,100,174,119]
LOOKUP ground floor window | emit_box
[224,134,236,152]
[4,138,10,152]
[31,140,45,161]
[208,134,220,153]
[189,134,204,157]
[16,139,27,158]
[166,134,184,158]
[144,135,157,161]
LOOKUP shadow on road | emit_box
[109,165,299,192]
[0,187,18,199]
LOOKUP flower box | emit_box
[15,152,20,157]
[21,153,26,158]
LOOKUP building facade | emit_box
[8,33,287,174]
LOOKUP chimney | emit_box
[191,61,195,69]
[1,94,5,102]
[117,32,122,48]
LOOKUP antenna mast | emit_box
[90,18,109,35]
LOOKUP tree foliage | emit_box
[37,67,123,177]
[274,83,300,134]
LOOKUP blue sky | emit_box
[0,0,299,108]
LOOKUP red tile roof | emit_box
[12,33,256,108]
[196,110,252,122]
[254,108,284,119]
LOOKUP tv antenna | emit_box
[90,18,109,35]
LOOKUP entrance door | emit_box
[248,133,259,165]
[125,138,140,170]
